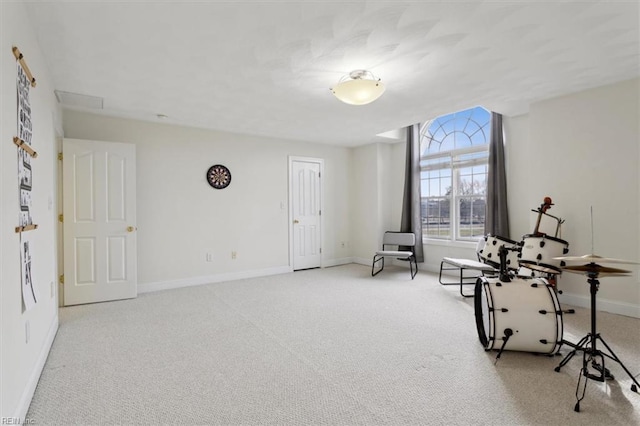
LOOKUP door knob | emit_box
[293,220,299,224]
[127,226,137,232]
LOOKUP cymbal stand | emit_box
[554,267,639,412]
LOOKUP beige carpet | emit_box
[27,264,640,425]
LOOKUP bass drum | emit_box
[479,235,520,270]
[474,277,563,354]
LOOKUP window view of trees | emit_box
[420,107,490,241]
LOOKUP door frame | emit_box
[56,135,64,306]
[288,156,324,270]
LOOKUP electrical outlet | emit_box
[341,241,345,248]
[231,251,237,259]
[205,252,213,262]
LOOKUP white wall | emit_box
[389,141,406,231]
[350,143,379,261]
[507,78,640,317]
[377,143,393,235]
[1,2,60,420]
[503,113,530,240]
[62,111,352,290]
[350,142,405,262]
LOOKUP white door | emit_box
[63,139,137,305]
[290,158,322,270]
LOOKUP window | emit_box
[420,106,490,242]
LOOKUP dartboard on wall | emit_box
[206,164,231,189]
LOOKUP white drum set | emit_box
[472,199,640,411]
[474,197,571,358]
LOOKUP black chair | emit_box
[372,232,418,279]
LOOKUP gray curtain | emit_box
[485,112,510,238]
[400,124,424,262]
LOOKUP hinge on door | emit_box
[320,248,322,254]
[59,274,64,284]
[318,171,321,178]
[319,210,321,216]
[58,152,63,161]
[58,214,63,223]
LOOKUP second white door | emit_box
[291,158,322,270]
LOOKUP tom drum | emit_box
[519,234,569,274]
[479,235,521,270]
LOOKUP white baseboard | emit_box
[14,314,59,422]
[423,263,443,274]
[559,292,640,319]
[139,258,371,293]
[353,257,370,266]
[323,257,354,268]
[138,266,292,293]
[353,257,421,270]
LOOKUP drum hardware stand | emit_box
[531,196,565,238]
[531,197,564,238]
[494,328,513,365]
[544,274,575,315]
[553,266,640,412]
[498,246,512,283]
[492,247,517,365]
[532,197,553,236]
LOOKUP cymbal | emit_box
[561,263,631,276]
[553,254,640,265]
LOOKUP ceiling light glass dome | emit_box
[330,70,385,105]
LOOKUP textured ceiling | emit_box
[25,0,640,147]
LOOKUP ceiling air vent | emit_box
[54,90,104,109]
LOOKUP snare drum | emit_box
[519,234,569,274]
[479,235,520,270]
[474,277,563,354]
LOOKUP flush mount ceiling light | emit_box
[330,70,385,105]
